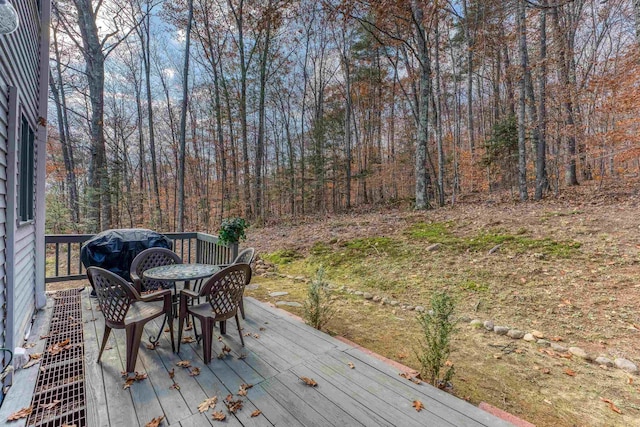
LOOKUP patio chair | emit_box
[130,247,183,293]
[87,266,175,373]
[178,264,252,364]
[219,247,255,319]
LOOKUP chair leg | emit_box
[177,312,185,354]
[235,314,244,347]
[239,298,245,320]
[220,320,226,335]
[202,319,213,364]
[97,326,112,363]
[167,313,175,353]
[125,324,145,373]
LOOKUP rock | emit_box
[390,300,399,306]
[595,357,614,367]
[551,343,568,353]
[458,315,471,322]
[406,306,415,311]
[382,298,390,305]
[488,244,502,255]
[523,333,536,342]
[363,292,373,300]
[614,358,638,374]
[294,276,305,282]
[483,320,495,331]
[494,326,509,335]
[372,295,382,302]
[269,291,289,297]
[532,330,545,339]
[470,319,484,328]
[275,301,302,307]
[507,329,525,339]
[354,291,364,296]
[537,339,551,347]
[245,284,260,291]
[533,253,545,260]
[415,306,425,313]
[569,347,592,361]
[262,272,279,278]
[426,243,442,251]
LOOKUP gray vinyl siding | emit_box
[0,0,46,403]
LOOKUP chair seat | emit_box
[188,302,235,321]
[125,301,164,325]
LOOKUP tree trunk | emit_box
[412,1,430,210]
[535,0,549,200]
[177,0,194,231]
[517,0,528,201]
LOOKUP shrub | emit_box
[217,217,248,246]
[416,292,456,388]
[303,268,334,330]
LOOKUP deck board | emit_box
[74,293,513,427]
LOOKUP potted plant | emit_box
[217,217,248,246]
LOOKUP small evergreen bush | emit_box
[303,268,334,330]
[416,292,456,388]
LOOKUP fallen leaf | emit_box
[146,342,158,350]
[550,336,564,342]
[601,398,622,414]
[61,424,77,427]
[259,327,266,331]
[40,400,61,410]
[170,383,180,390]
[225,399,243,413]
[237,353,247,360]
[189,367,201,376]
[185,322,193,331]
[628,377,633,385]
[7,407,32,420]
[300,377,317,387]
[240,383,253,390]
[348,362,355,369]
[445,360,453,367]
[181,336,196,343]
[123,378,135,390]
[541,368,551,374]
[222,345,231,354]
[564,369,576,377]
[177,361,191,368]
[493,354,502,359]
[168,368,175,380]
[164,327,170,332]
[198,396,218,413]
[238,388,247,397]
[225,394,234,402]
[413,400,424,412]
[253,334,260,339]
[251,409,262,417]
[135,372,148,381]
[212,411,226,421]
[25,343,36,349]
[47,338,71,356]
[397,352,408,359]
[145,415,165,427]
[399,372,421,384]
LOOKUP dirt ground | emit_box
[242,181,640,427]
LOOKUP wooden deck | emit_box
[83,290,513,426]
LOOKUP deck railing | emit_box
[45,232,238,284]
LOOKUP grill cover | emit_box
[80,229,172,281]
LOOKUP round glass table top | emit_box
[142,263,220,282]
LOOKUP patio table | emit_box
[143,263,220,346]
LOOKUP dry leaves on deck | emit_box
[224,396,243,414]
[123,372,148,390]
[348,362,355,369]
[237,383,253,397]
[198,396,218,413]
[251,410,262,417]
[399,372,422,384]
[23,353,42,369]
[146,342,159,350]
[176,360,191,368]
[601,398,622,414]
[47,338,72,356]
[189,367,201,376]
[7,406,32,420]
[413,400,425,412]
[145,415,165,427]
[299,377,317,387]
[181,336,196,344]
[212,411,226,421]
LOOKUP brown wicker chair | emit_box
[178,264,251,364]
[87,266,175,373]
[219,248,255,319]
[130,247,183,293]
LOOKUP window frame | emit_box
[18,114,35,224]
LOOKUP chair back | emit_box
[130,247,182,291]
[87,267,137,327]
[233,247,255,265]
[200,264,252,318]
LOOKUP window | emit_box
[19,115,34,222]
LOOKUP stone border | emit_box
[468,318,639,375]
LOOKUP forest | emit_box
[46,0,640,233]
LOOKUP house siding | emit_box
[0,0,49,404]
